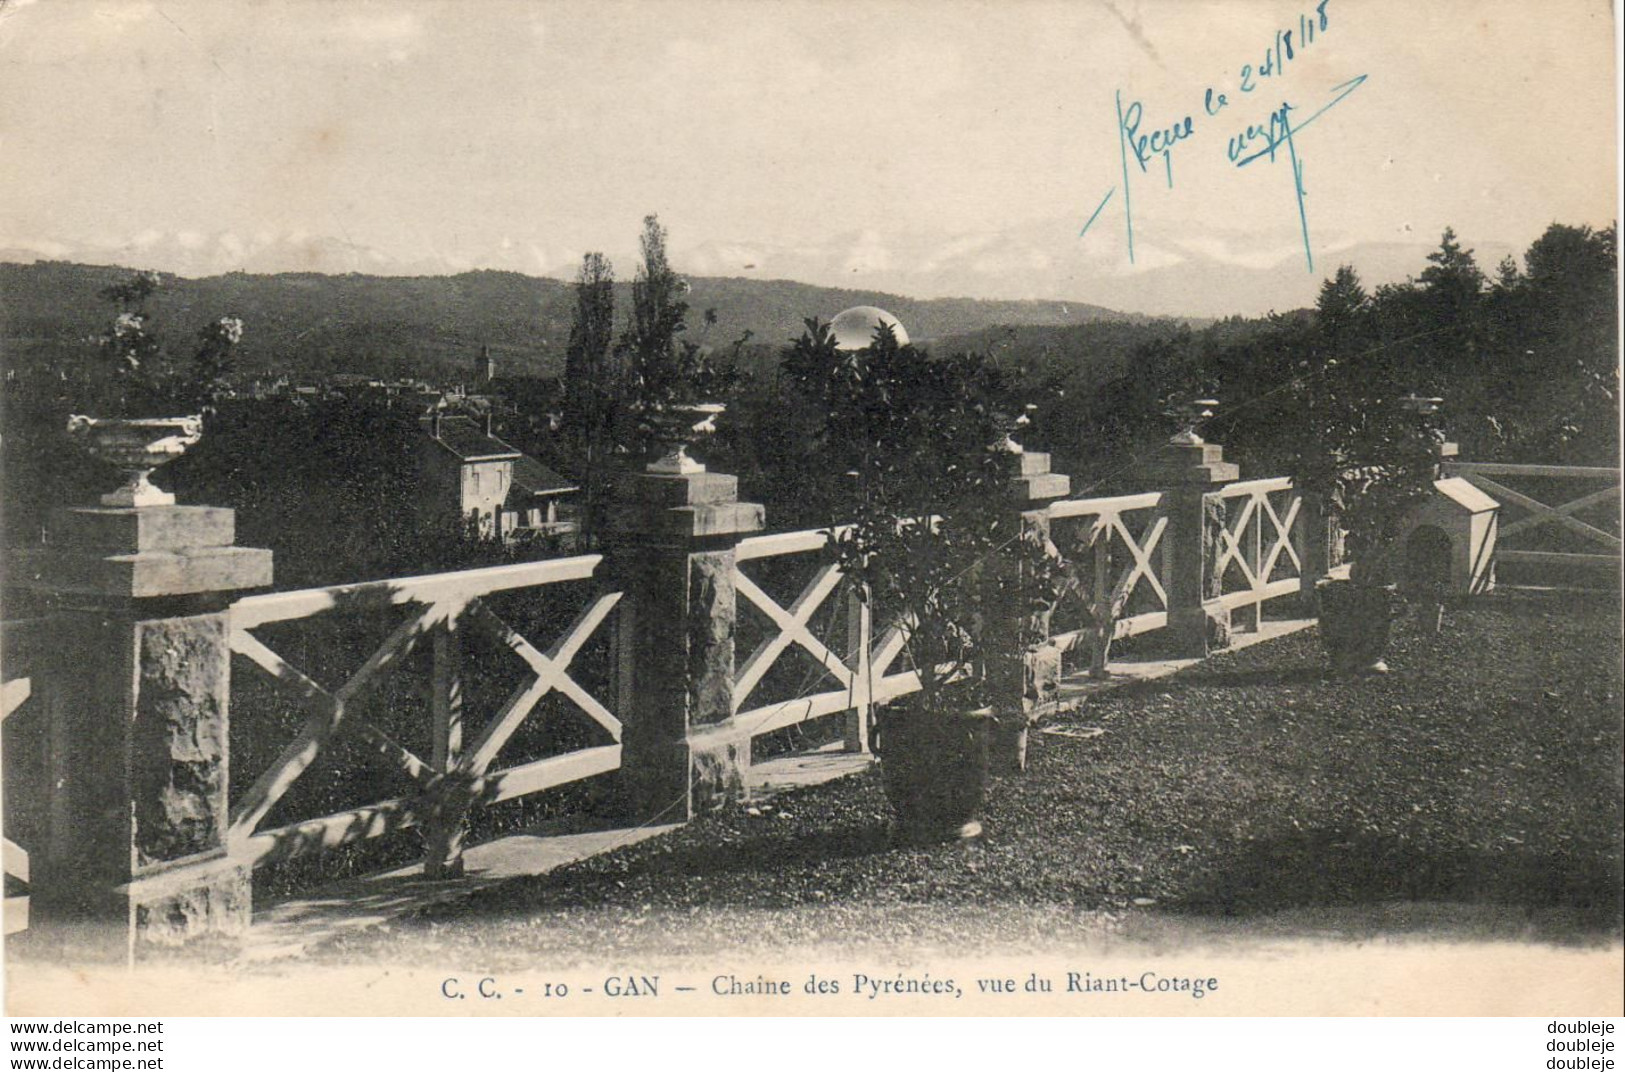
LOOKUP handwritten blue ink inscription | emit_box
[1086,0,1362,272]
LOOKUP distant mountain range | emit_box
[0,260,1163,384]
[0,217,1507,321]
[675,222,1516,320]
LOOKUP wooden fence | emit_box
[0,467,1331,942]
[225,555,623,874]
[732,527,919,747]
[1,616,44,933]
[1208,477,1307,627]
[1443,462,1620,580]
[1047,491,1170,674]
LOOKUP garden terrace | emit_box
[2,440,1619,959]
[305,585,1622,966]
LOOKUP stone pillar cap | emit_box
[13,505,272,599]
[1152,441,1240,485]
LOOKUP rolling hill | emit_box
[0,261,1163,384]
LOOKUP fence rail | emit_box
[1045,490,1170,674]
[1,454,1482,947]
[732,527,917,745]
[1209,477,1305,630]
[226,553,622,872]
[1443,462,1620,575]
[1,617,45,905]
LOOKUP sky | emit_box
[0,0,1617,316]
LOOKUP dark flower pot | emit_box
[1316,579,1399,674]
[874,704,991,843]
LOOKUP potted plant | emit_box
[1288,381,1444,674]
[69,270,243,507]
[795,317,1053,841]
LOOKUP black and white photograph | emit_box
[0,0,1619,1025]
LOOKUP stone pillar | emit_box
[10,505,272,963]
[1435,439,1459,476]
[1154,439,1239,658]
[610,469,764,824]
[986,449,1071,772]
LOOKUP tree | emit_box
[769,317,851,521]
[614,214,738,470]
[1416,226,1486,376]
[1315,264,1369,350]
[562,252,617,546]
[811,323,1043,716]
[1419,226,1486,301]
[1517,223,1619,461]
[619,214,693,409]
[803,321,1062,831]
[1523,222,1615,289]
[1494,255,1521,288]
[89,270,242,417]
[188,316,244,412]
[563,252,616,437]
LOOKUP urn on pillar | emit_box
[609,404,765,823]
[1151,398,1239,658]
[986,404,1071,772]
[8,427,272,962]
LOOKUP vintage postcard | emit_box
[0,0,1619,1019]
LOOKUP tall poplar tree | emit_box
[563,251,616,546]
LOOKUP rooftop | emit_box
[510,454,578,498]
[424,414,521,462]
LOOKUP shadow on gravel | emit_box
[1172,829,1625,933]
[449,820,899,916]
[1167,666,1331,690]
[1089,666,1329,703]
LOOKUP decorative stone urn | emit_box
[1167,397,1220,446]
[66,414,203,508]
[991,403,1037,455]
[639,401,724,475]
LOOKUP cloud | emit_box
[971,247,1053,275]
[917,232,999,273]
[842,229,892,274]
[1171,235,1301,272]
[1105,239,1184,275]
[4,237,71,258]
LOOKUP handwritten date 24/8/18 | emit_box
[1119,0,1333,179]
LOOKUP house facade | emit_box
[419,412,577,542]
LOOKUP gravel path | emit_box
[314,589,1622,967]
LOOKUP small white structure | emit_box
[830,305,909,351]
[1397,476,1499,596]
